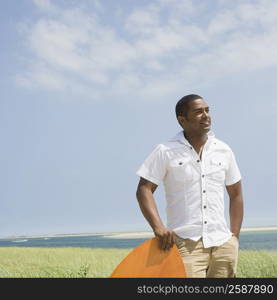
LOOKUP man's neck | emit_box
[183,131,208,147]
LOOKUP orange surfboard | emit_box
[110,237,187,278]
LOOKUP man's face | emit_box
[177,99,211,135]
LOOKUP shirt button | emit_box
[203,190,206,193]
[202,175,205,178]
[204,221,207,224]
[197,160,200,163]
[190,146,192,150]
[203,205,207,209]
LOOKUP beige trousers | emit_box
[174,234,239,278]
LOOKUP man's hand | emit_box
[154,226,176,251]
[232,232,240,240]
[226,180,243,241]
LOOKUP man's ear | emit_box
[177,115,186,126]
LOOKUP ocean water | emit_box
[0,230,277,250]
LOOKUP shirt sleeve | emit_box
[136,144,167,185]
[225,149,242,186]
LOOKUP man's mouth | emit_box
[200,122,210,126]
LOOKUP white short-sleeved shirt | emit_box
[136,130,242,248]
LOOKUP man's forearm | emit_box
[136,187,165,231]
[136,184,176,250]
[229,195,244,237]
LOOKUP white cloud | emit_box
[16,0,277,102]
[208,10,239,35]
[16,61,66,91]
[32,0,58,13]
[125,7,160,36]
[29,19,87,72]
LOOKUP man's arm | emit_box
[136,177,175,250]
[226,180,244,239]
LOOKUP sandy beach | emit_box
[2,226,277,240]
[240,226,277,232]
[103,226,277,239]
[1,232,113,240]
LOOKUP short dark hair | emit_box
[175,94,203,119]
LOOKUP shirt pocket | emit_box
[169,158,193,182]
[209,155,227,183]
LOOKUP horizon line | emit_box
[1,225,277,239]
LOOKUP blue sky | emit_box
[1,0,277,238]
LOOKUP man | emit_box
[136,94,244,278]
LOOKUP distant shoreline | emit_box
[1,226,277,240]
[104,226,277,239]
[241,226,277,232]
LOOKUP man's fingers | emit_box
[169,232,174,248]
[155,229,175,251]
[161,234,168,250]
[163,232,173,251]
[158,236,164,249]
[168,232,175,249]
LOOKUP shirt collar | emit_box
[169,130,215,147]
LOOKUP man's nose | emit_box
[202,111,209,119]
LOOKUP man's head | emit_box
[175,94,211,135]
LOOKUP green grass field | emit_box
[0,247,276,278]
